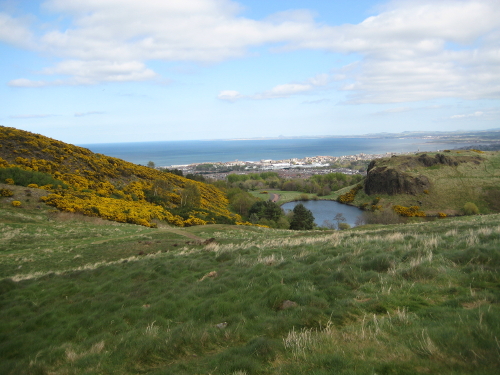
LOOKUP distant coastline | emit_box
[80,136,478,168]
[80,128,500,144]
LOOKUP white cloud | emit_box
[219,0,500,103]
[5,0,500,105]
[9,61,156,87]
[373,107,412,115]
[256,83,313,99]
[217,90,243,102]
[322,1,500,103]
[8,78,56,88]
[450,111,484,119]
[0,12,35,48]
[42,60,157,84]
[219,73,330,101]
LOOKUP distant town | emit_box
[159,129,500,180]
[164,151,407,180]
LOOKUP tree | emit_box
[186,173,206,182]
[463,202,479,215]
[338,223,351,230]
[231,193,257,216]
[181,183,201,208]
[289,203,315,230]
[147,161,156,169]
[248,201,283,222]
[334,213,346,229]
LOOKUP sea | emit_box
[78,138,472,167]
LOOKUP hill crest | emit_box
[0,126,238,227]
[358,150,500,215]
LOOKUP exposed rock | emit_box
[417,153,457,167]
[364,153,480,196]
[279,300,298,310]
[215,322,227,329]
[365,166,431,196]
[199,270,218,281]
[203,238,217,245]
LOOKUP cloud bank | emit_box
[2,0,500,104]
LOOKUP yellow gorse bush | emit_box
[337,184,362,204]
[1,188,14,197]
[1,126,237,227]
[392,205,426,217]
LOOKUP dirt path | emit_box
[91,226,205,245]
[157,226,205,241]
[270,193,280,202]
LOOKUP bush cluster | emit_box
[463,202,479,215]
[0,167,67,189]
[0,188,13,197]
[392,205,426,217]
[0,126,238,227]
[337,184,362,204]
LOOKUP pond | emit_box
[281,200,364,228]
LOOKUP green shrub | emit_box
[0,167,67,189]
[463,202,479,215]
[361,254,394,272]
[338,222,351,230]
[363,209,404,225]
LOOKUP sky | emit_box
[1,0,499,144]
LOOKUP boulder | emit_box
[279,300,298,310]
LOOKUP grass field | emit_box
[250,190,340,204]
[1,198,500,374]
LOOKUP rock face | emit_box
[365,165,431,196]
[364,153,463,196]
[364,153,483,196]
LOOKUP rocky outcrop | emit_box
[365,153,461,196]
[365,165,431,196]
[415,153,459,167]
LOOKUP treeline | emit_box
[223,191,316,230]
[213,171,364,229]
[226,171,363,196]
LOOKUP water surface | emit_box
[79,138,470,167]
[281,200,364,228]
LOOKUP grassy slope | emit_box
[0,126,235,226]
[250,187,347,204]
[354,150,500,215]
[1,197,500,374]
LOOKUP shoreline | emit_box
[163,150,414,171]
[80,137,493,169]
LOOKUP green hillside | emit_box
[0,126,239,227]
[352,150,500,217]
[1,201,499,374]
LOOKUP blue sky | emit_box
[1,0,499,144]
